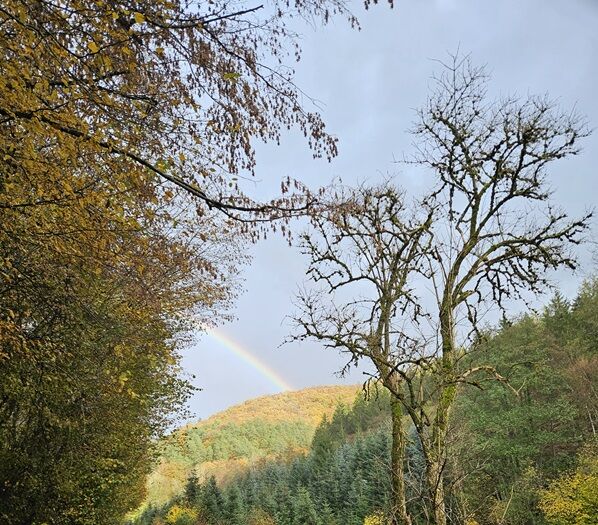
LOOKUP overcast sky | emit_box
[181,0,598,421]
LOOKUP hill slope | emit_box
[145,385,360,505]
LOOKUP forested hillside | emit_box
[142,385,360,507]
[132,279,598,525]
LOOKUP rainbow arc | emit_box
[204,328,293,392]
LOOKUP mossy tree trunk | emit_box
[389,386,412,525]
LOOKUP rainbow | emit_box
[204,328,293,392]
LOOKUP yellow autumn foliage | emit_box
[539,444,598,525]
[165,505,198,525]
[189,385,360,429]
[363,511,385,525]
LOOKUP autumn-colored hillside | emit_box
[144,385,360,506]
[190,385,361,429]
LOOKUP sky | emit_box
[181,0,598,421]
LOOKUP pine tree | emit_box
[319,501,339,525]
[291,486,319,525]
[184,473,200,505]
[201,476,225,524]
[226,485,247,525]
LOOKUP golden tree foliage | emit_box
[363,512,385,525]
[164,505,198,525]
[539,444,598,525]
[0,0,353,225]
[0,0,372,522]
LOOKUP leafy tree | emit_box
[364,512,386,525]
[0,200,226,523]
[165,505,198,525]
[0,0,361,225]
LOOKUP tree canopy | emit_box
[0,0,360,222]
[0,0,375,522]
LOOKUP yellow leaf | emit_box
[133,12,145,24]
[222,72,241,82]
[118,372,129,387]
[88,41,99,53]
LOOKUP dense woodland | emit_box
[0,1,596,524]
[144,386,359,506]
[133,281,598,525]
[0,0,355,523]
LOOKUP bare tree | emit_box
[402,55,593,525]
[292,55,592,525]
[290,184,433,525]
[286,52,591,524]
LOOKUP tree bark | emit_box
[425,453,447,525]
[420,306,456,525]
[389,389,412,525]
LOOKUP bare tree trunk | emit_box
[421,311,456,525]
[425,454,447,525]
[428,389,457,525]
[389,389,412,525]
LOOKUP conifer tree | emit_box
[184,473,200,505]
[201,476,225,524]
[291,487,319,525]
